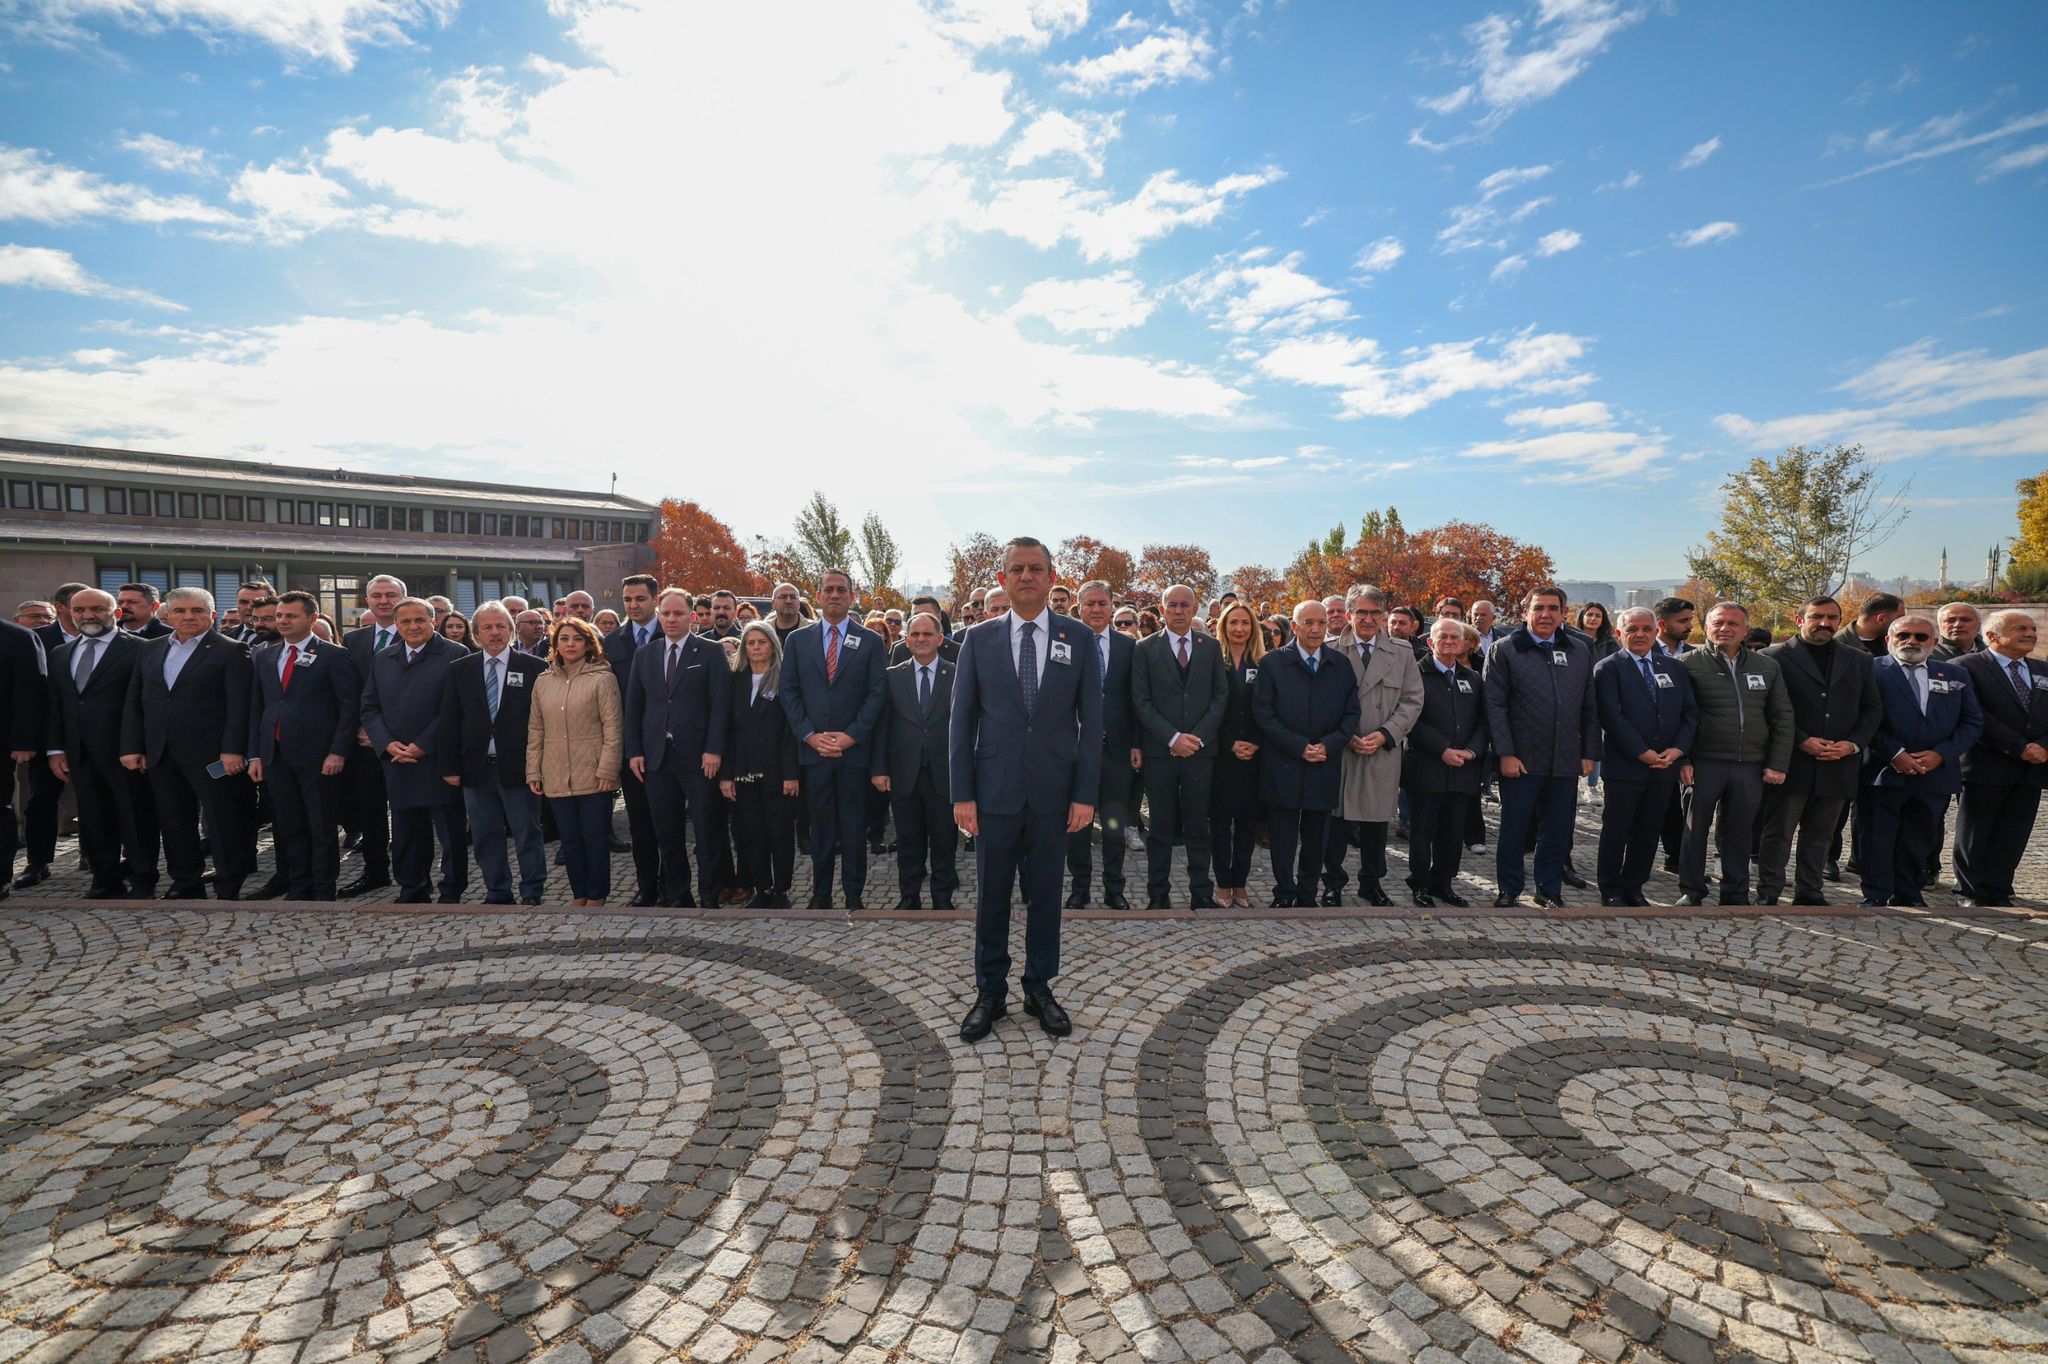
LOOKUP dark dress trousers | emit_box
[249,635,361,899]
[873,656,958,903]
[340,623,400,881]
[1484,629,1599,902]
[1755,637,1881,902]
[1130,629,1228,902]
[727,676,801,897]
[1402,661,1490,899]
[1252,646,1361,900]
[604,621,664,900]
[1858,656,1983,906]
[1,621,49,880]
[121,629,255,898]
[624,632,732,905]
[20,623,65,871]
[1067,627,1137,902]
[949,612,1103,999]
[1591,649,1698,905]
[439,647,549,903]
[1209,653,1264,890]
[48,630,157,893]
[1954,649,2048,905]
[361,635,468,902]
[780,618,888,901]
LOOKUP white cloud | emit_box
[1863,110,1970,156]
[1812,107,2048,187]
[228,159,355,241]
[1258,325,1588,419]
[1535,227,1580,255]
[1412,0,1645,148]
[15,0,458,70]
[1009,272,1155,338]
[0,243,182,308]
[1438,163,1553,252]
[1183,250,1350,333]
[1674,135,1720,171]
[1507,400,1611,427]
[933,0,1089,49]
[1489,254,1525,283]
[1057,27,1213,95]
[120,132,213,176]
[968,164,1283,262]
[1595,169,1641,193]
[0,143,232,225]
[1353,236,1403,273]
[1980,142,2048,180]
[1006,110,1123,176]
[1457,426,1666,481]
[1671,220,1741,248]
[1174,453,1288,469]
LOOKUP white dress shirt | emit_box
[163,633,203,688]
[278,637,310,677]
[1009,607,1050,685]
[750,671,769,703]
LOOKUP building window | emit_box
[483,513,498,535]
[248,498,265,522]
[297,499,314,524]
[39,483,60,510]
[356,505,370,528]
[317,502,334,526]
[107,488,128,515]
[499,516,513,537]
[374,506,389,530]
[433,510,448,533]
[156,491,176,517]
[552,518,565,539]
[178,492,199,518]
[131,487,151,515]
[597,520,609,542]
[279,500,295,525]
[6,481,30,508]
[66,485,86,512]
[468,511,483,535]
[336,504,351,528]
[225,495,243,521]
[582,519,594,540]
[408,508,422,532]
[201,494,221,519]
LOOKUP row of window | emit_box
[3,479,648,543]
[95,565,577,611]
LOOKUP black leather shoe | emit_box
[1410,889,1436,908]
[435,892,462,904]
[1147,895,1172,910]
[1663,854,1681,873]
[83,882,125,900]
[746,892,773,909]
[1675,893,1705,906]
[1190,894,1219,910]
[1438,891,1470,908]
[1561,868,1589,890]
[769,893,793,909]
[1065,889,1089,909]
[895,894,920,910]
[1492,892,1521,908]
[483,893,516,905]
[394,890,430,904]
[162,888,207,900]
[1395,823,1411,841]
[1601,895,1625,907]
[868,837,889,855]
[1270,893,1297,908]
[931,895,956,911]
[248,877,289,901]
[1532,894,1566,909]
[1023,991,1072,1037]
[12,864,49,890]
[1791,894,1830,906]
[1319,888,1341,907]
[1824,860,1842,882]
[808,892,833,910]
[628,891,658,908]
[609,835,631,853]
[1362,882,1393,908]
[1103,891,1130,910]
[959,993,1007,1042]
[341,875,391,897]
[845,896,864,910]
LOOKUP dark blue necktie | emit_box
[1304,650,1318,675]
[1639,655,1656,696]
[1018,622,1038,713]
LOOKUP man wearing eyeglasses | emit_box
[1857,613,1982,908]
[1953,609,2047,907]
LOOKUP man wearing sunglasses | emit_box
[1857,613,1982,908]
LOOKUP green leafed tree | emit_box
[1685,443,1910,623]
[852,511,902,602]
[788,492,853,586]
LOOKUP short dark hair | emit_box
[241,578,276,594]
[1859,592,1903,619]
[278,590,318,614]
[119,582,160,603]
[247,595,280,611]
[52,582,90,605]
[621,574,659,595]
[1435,595,1465,613]
[1799,595,1840,612]
[912,594,940,610]
[1001,536,1053,571]
[1653,596,1694,619]
[711,589,737,604]
[1525,583,1566,609]
[1743,626,1775,650]
[1392,605,1425,628]
[818,567,855,590]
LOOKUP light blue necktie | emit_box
[1018,622,1038,713]
[486,656,501,721]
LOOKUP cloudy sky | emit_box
[1,0,2042,585]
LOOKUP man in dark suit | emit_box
[950,537,1102,1043]
[872,613,958,909]
[1592,607,1698,906]
[1065,580,1139,910]
[1954,609,2048,906]
[625,588,731,907]
[780,568,888,909]
[117,583,174,639]
[120,587,253,900]
[1858,614,1983,908]
[46,589,156,898]
[1252,600,1361,908]
[888,596,960,665]
[1130,584,1228,909]
[248,590,360,900]
[361,597,469,904]
[603,573,665,904]
[0,616,46,893]
[439,601,549,905]
[16,582,83,890]
[1405,617,1490,907]
[339,573,408,896]
[1756,596,1883,905]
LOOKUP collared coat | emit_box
[1331,629,1423,822]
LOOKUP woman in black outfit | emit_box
[720,620,800,908]
[1210,601,1267,907]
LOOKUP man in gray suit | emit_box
[1329,584,1423,907]
[1130,584,1227,909]
[872,612,958,910]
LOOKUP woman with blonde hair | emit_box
[721,620,801,907]
[527,616,623,906]
[1210,601,1268,907]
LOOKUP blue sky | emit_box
[0,0,2042,589]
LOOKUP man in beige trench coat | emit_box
[1326,584,1424,906]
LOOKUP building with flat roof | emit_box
[0,438,657,624]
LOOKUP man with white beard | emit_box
[45,589,158,898]
[1856,613,1982,908]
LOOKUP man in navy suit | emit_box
[872,613,958,909]
[1592,607,1699,906]
[16,581,84,890]
[440,602,550,905]
[361,597,469,904]
[1065,580,1140,910]
[120,587,254,900]
[249,590,361,900]
[626,588,731,907]
[46,589,156,898]
[1252,600,1361,907]
[339,573,407,896]
[780,568,888,908]
[1858,613,1983,907]
[1954,609,2047,906]
[1131,584,1228,909]
[603,573,664,905]
[0,616,46,893]
[950,537,1102,1042]
[1758,597,1882,905]
[117,583,174,639]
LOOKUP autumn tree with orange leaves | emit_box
[1056,534,1136,595]
[1223,564,1285,612]
[1282,508,1551,611]
[648,499,761,596]
[1136,543,1219,600]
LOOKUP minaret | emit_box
[1988,543,2002,590]
[1939,546,1948,588]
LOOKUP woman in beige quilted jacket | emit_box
[527,616,623,905]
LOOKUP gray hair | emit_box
[1890,612,1936,636]
[1938,600,1982,623]
[1615,606,1656,628]
[393,596,434,618]
[1291,599,1328,625]
[1344,584,1387,609]
[165,586,215,611]
[732,619,784,695]
[367,573,408,594]
[1984,608,2035,638]
[472,600,515,628]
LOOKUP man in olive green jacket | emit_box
[1677,602,1794,905]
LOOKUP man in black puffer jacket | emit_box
[1483,584,1597,907]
